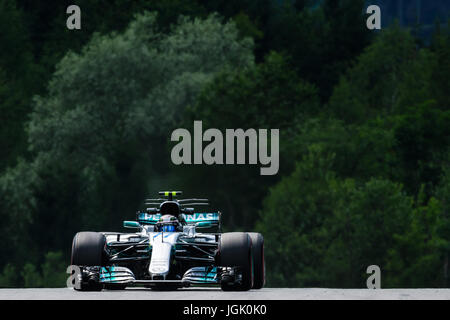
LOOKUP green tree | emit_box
[385,185,448,287]
[190,52,317,131]
[181,52,319,229]
[0,0,41,170]
[267,0,372,99]
[323,178,413,288]
[0,159,39,267]
[327,25,450,196]
[41,251,67,288]
[288,117,397,181]
[257,145,414,288]
[21,263,42,288]
[430,20,450,109]
[16,251,66,288]
[255,145,339,287]
[435,165,450,286]
[328,25,419,123]
[16,0,208,74]
[393,101,450,195]
[0,264,19,288]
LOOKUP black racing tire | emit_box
[218,232,253,291]
[71,232,106,266]
[247,232,265,289]
[71,232,106,291]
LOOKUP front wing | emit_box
[80,266,242,288]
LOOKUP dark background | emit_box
[0,0,449,288]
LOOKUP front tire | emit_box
[218,232,253,291]
[71,231,106,291]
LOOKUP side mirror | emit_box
[183,208,194,214]
[146,208,158,214]
[123,221,141,229]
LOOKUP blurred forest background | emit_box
[0,0,449,288]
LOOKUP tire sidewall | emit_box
[248,232,265,289]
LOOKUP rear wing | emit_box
[137,212,161,225]
[181,212,221,228]
[137,211,221,230]
[138,191,221,230]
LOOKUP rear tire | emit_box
[218,232,253,291]
[71,232,106,291]
[248,233,265,289]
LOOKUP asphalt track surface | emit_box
[1,288,450,300]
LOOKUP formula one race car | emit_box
[70,191,264,291]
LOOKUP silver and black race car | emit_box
[70,191,264,291]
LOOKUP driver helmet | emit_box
[157,215,179,232]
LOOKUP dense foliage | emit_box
[0,0,449,288]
